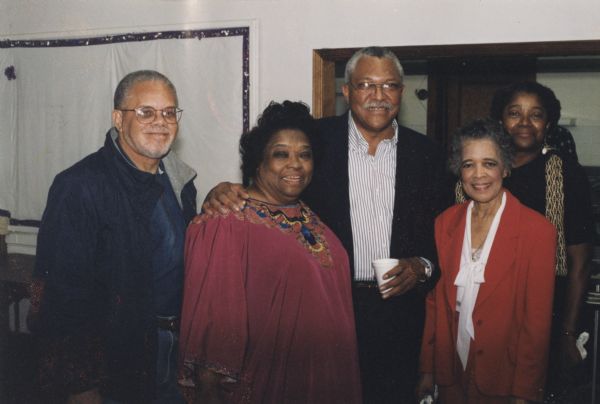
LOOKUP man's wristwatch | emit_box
[417,257,433,282]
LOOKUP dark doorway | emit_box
[427,57,536,150]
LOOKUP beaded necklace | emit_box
[245,198,331,267]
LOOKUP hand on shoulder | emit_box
[202,182,249,216]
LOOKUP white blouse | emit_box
[454,192,506,369]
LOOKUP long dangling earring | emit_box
[454,180,466,204]
[541,125,553,155]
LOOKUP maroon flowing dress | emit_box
[179,199,362,404]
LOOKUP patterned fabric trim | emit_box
[180,359,251,404]
[545,154,567,276]
[180,358,240,382]
[241,199,334,268]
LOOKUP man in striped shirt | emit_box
[204,47,451,404]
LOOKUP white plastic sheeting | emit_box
[0,32,246,222]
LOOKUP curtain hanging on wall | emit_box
[0,52,17,218]
[0,28,249,223]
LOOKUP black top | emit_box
[545,125,578,161]
[504,152,595,246]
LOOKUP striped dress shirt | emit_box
[347,113,398,281]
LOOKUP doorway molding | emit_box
[312,40,600,118]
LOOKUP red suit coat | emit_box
[419,190,557,402]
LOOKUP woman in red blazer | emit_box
[417,119,557,403]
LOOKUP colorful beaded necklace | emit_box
[245,198,331,267]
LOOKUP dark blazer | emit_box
[303,112,452,282]
[420,190,556,402]
[302,112,453,400]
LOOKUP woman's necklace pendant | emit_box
[471,248,482,262]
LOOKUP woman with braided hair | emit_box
[489,81,595,400]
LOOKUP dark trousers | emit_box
[104,329,184,404]
[353,286,425,404]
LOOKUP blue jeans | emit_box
[155,329,184,403]
[104,329,184,404]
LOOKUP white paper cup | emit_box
[372,258,399,292]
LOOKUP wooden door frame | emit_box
[312,40,600,119]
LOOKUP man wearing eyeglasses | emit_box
[30,70,196,403]
[203,47,452,403]
[304,46,451,404]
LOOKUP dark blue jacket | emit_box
[33,129,197,402]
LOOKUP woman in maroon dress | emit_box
[178,101,362,404]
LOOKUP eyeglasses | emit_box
[119,106,183,124]
[349,82,403,94]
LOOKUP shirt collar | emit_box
[347,111,399,153]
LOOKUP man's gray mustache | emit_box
[363,102,392,110]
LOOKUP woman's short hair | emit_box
[240,101,317,186]
[489,81,561,129]
[449,118,514,176]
